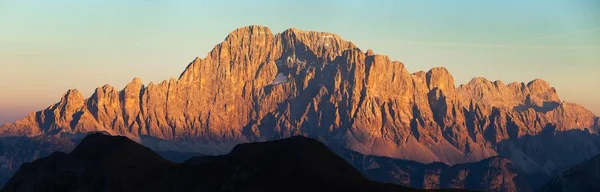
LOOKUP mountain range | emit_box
[1,25,599,191]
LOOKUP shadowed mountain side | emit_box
[0,137,74,189]
[495,125,600,177]
[1,133,469,192]
[538,153,600,192]
[338,149,538,192]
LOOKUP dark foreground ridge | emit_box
[538,153,600,192]
[0,133,468,192]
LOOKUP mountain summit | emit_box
[1,25,599,175]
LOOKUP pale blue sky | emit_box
[1,0,599,124]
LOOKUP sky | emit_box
[1,0,599,124]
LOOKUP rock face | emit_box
[1,25,599,183]
[1,133,426,192]
[340,149,544,192]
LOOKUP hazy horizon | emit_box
[1,0,599,124]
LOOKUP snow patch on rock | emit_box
[272,73,288,85]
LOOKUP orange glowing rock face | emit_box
[1,25,599,172]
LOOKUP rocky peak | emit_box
[51,89,86,126]
[91,84,118,102]
[98,84,116,93]
[458,77,494,101]
[411,71,426,81]
[122,78,144,126]
[466,77,492,86]
[210,25,275,62]
[224,25,273,42]
[126,77,143,88]
[58,89,84,107]
[366,49,375,56]
[457,76,561,109]
[493,80,505,88]
[507,82,524,90]
[526,78,551,91]
[525,78,560,102]
[425,67,456,96]
[176,25,280,93]
[279,27,358,61]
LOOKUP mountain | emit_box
[1,133,444,192]
[340,149,546,192]
[1,25,599,190]
[538,154,600,192]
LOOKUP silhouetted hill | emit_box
[155,150,204,163]
[1,133,469,192]
[0,136,74,189]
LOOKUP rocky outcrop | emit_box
[1,133,428,192]
[458,78,561,111]
[1,25,599,178]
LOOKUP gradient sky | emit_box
[1,0,599,124]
